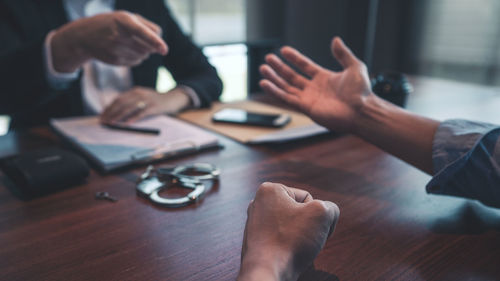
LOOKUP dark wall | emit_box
[246,0,286,42]
[247,0,372,70]
[284,0,369,69]
[246,0,425,91]
[371,0,426,74]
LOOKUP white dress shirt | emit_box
[43,0,200,115]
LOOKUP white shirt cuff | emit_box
[178,85,201,108]
[44,31,81,89]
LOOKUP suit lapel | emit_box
[4,0,67,36]
[36,0,69,31]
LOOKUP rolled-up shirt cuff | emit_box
[426,119,500,207]
[178,85,201,108]
[44,31,80,89]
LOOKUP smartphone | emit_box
[212,108,291,128]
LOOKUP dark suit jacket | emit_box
[0,0,222,128]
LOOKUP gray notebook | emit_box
[50,115,220,172]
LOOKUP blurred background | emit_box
[159,0,247,102]
[2,0,500,134]
[161,0,500,99]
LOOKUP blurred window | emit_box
[167,0,246,45]
[160,0,248,101]
[157,44,248,102]
[417,0,500,85]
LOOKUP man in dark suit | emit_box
[0,0,222,128]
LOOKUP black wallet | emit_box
[0,147,90,199]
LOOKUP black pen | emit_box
[103,123,161,135]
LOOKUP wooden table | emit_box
[1,77,500,281]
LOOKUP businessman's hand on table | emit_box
[238,183,340,281]
[100,86,192,124]
[51,11,168,73]
[259,37,373,134]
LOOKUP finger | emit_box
[117,36,154,56]
[125,106,155,123]
[258,182,289,199]
[265,54,308,89]
[134,14,162,36]
[116,12,168,55]
[111,102,148,123]
[115,45,148,61]
[101,96,141,123]
[260,64,297,93]
[331,37,359,69]
[133,15,169,54]
[272,183,312,204]
[101,46,147,66]
[260,80,301,109]
[130,34,158,53]
[101,99,123,122]
[287,187,314,203]
[281,46,323,78]
[320,200,340,237]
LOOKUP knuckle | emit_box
[309,200,329,216]
[257,182,277,195]
[303,190,312,200]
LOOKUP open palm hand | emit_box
[260,37,373,133]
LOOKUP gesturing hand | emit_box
[238,182,340,281]
[100,86,192,124]
[260,37,373,133]
[51,11,168,73]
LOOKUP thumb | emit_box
[331,36,359,69]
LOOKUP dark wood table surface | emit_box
[1,77,500,281]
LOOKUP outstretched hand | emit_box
[260,37,373,133]
[52,11,168,73]
[262,36,439,174]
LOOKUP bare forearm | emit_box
[238,263,281,281]
[238,248,298,281]
[352,94,440,174]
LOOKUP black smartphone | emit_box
[212,108,291,128]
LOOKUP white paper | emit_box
[51,115,219,170]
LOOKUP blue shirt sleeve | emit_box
[426,119,500,208]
